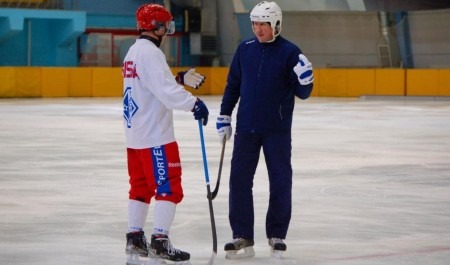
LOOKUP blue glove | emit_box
[192,98,209,126]
[216,115,232,142]
[293,54,314,85]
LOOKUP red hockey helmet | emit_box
[136,4,175,34]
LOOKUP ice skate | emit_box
[149,234,191,264]
[126,231,149,265]
[146,250,166,265]
[224,238,255,259]
[268,238,286,259]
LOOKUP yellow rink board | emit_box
[0,67,16,97]
[41,68,70,97]
[407,69,439,96]
[310,69,319,97]
[318,69,348,97]
[16,67,41,97]
[0,67,449,98]
[438,69,450,96]
[69,68,93,97]
[347,69,376,97]
[375,69,405,96]
[91,68,122,97]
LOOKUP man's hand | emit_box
[216,115,232,142]
[192,98,209,126]
[293,54,314,85]
[176,68,206,89]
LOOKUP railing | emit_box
[0,0,77,10]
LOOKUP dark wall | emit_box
[363,0,450,11]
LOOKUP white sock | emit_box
[153,200,176,235]
[128,200,149,232]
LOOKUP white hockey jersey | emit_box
[122,38,197,149]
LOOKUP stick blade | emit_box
[206,251,216,265]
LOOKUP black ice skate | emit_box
[149,234,190,264]
[268,238,286,259]
[224,238,255,259]
[125,231,149,265]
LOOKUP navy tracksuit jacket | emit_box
[220,36,313,240]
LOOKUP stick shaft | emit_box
[198,120,218,256]
[211,137,226,200]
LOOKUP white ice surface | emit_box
[1,96,450,265]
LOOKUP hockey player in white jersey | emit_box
[122,3,208,265]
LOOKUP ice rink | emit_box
[1,95,450,265]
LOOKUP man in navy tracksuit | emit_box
[216,1,314,259]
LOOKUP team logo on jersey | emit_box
[123,61,139,79]
[123,87,139,128]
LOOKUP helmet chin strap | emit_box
[253,28,278,43]
[261,36,276,43]
[265,33,277,43]
[265,26,281,43]
[153,27,168,46]
[154,34,163,46]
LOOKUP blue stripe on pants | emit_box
[151,146,171,195]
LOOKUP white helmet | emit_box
[250,1,282,38]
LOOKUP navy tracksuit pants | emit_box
[228,130,292,240]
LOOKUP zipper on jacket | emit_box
[252,45,266,132]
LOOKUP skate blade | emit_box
[146,258,191,265]
[225,246,255,259]
[126,253,147,265]
[146,250,190,265]
[146,250,166,265]
[270,250,284,259]
[146,257,166,265]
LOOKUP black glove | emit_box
[192,98,209,126]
